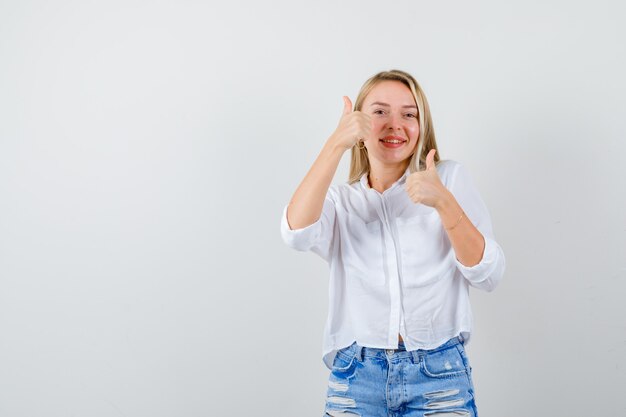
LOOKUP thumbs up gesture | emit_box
[405,149,449,208]
[329,96,372,151]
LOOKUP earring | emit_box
[357,140,365,150]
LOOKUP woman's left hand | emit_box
[405,149,450,209]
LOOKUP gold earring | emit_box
[357,140,365,150]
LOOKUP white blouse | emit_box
[281,160,505,369]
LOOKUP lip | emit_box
[379,135,407,148]
[380,135,407,142]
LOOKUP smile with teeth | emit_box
[380,136,407,144]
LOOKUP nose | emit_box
[386,113,402,130]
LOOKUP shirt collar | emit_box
[359,168,411,191]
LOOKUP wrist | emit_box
[435,189,455,213]
[325,134,351,154]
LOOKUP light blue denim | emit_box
[324,337,478,417]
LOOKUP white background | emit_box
[1,1,625,416]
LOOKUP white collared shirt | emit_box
[281,160,505,368]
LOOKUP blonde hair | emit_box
[349,69,439,184]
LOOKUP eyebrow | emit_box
[369,101,417,109]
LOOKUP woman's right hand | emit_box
[329,96,372,151]
[286,97,371,230]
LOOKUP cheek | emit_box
[412,125,420,137]
[371,120,386,135]
[407,124,420,140]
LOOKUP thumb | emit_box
[342,96,353,115]
[425,149,437,170]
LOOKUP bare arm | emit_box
[435,191,485,267]
[287,97,372,230]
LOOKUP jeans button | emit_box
[386,349,394,356]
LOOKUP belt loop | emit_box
[356,345,364,362]
[411,350,420,364]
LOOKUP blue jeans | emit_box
[324,337,478,417]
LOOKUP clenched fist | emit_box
[405,149,451,209]
[329,96,372,151]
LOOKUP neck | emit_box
[368,161,409,193]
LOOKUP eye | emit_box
[404,113,417,118]
[373,109,386,115]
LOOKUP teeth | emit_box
[381,139,404,144]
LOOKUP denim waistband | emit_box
[339,337,464,363]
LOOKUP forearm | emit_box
[286,138,345,230]
[436,191,486,267]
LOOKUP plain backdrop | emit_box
[1,1,625,416]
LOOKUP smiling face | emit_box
[361,80,420,170]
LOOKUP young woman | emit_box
[281,70,505,417]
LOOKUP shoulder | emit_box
[435,159,465,185]
[328,181,358,198]
[327,181,363,207]
[436,159,462,171]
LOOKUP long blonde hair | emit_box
[349,69,439,184]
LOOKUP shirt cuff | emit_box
[280,205,321,251]
[454,236,501,285]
